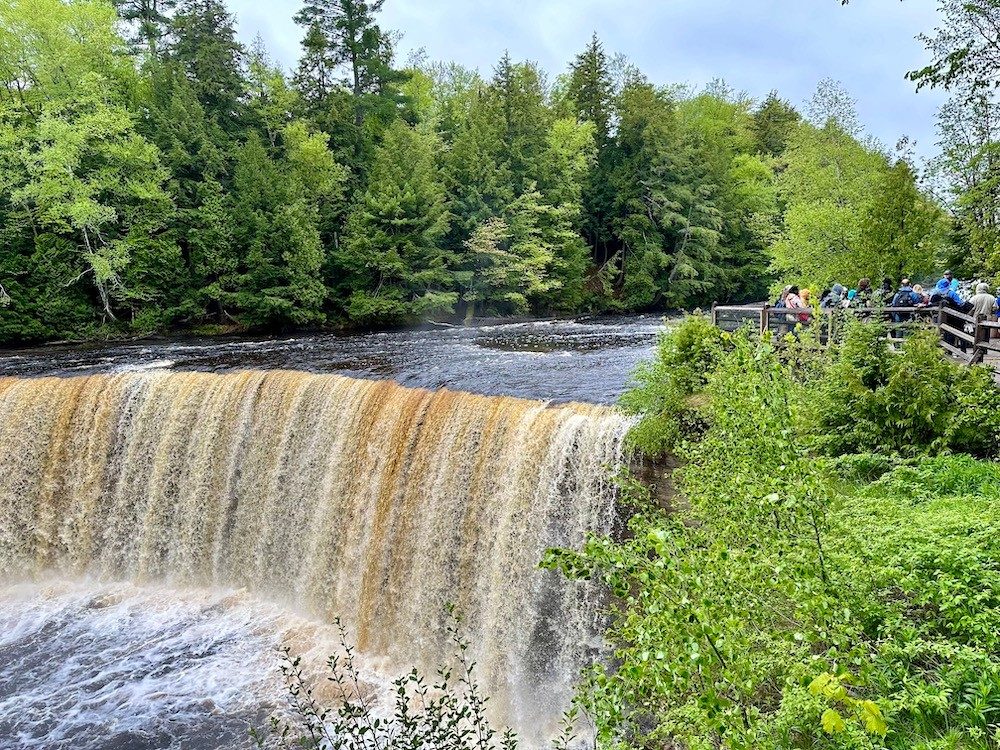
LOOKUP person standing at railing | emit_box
[970,282,998,321]
[892,279,922,309]
[931,278,963,308]
[890,280,923,336]
[856,278,873,306]
[820,283,846,308]
[786,286,807,325]
[994,287,1000,340]
[880,278,895,305]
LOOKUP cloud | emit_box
[226,0,948,158]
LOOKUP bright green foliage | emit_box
[930,92,1000,278]
[547,316,1000,749]
[807,320,1000,457]
[338,120,453,323]
[0,2,953,342]
[8,74,174,322]
[772,116,946,289]
[456,216,549,319]
[620,313,724,455]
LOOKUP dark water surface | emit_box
[0,316,667,404]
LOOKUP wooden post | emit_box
[711,302,717,328]
[972,313,988,365]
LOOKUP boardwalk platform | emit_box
[710,303,1000,374]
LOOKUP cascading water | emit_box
[0,370,631,748]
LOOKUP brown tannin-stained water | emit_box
[0,317,664,749]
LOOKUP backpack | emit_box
[891,290,913,308]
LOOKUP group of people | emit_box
[774,271,1000,323]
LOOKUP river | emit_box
[0,316,666,750]
[0,315,666,404]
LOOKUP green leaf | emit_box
[859,700,887,736]
[821,708,846,734]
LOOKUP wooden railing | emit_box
[710,303,1000,370]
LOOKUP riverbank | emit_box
[543,314,1000,748]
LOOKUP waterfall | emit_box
[0,370,630,741]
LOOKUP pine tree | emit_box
[113,0,176,54]
[338,120,453,322]
[568,33,613,150]
[489,54,551,195]
[229,133,327,326]
[568,34,617,265]
[294,21,335,110]
[752,91,801,156]
[292,0,409,170]
[141,59,233,321]
[168,0,247,134]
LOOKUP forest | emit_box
[0,0,982,345]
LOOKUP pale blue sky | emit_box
[229,0,948,158]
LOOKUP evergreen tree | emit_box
[611,80,724,308]
[113,0,176,54]
[292,0,409,171]
[752,91,800,156]
[568,33,617,265]
[228,132,328,326]
[141,59,233,321]
[338,120,453,323]
[679,87,776,302]
[294,22,336,111]
[489,54,551,195]
[168,0,247,134]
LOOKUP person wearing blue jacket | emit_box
[931,278,963,307]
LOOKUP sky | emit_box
[228,0,949,159]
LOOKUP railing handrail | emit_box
[709,301,999,372]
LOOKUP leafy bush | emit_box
[619,314,725,456]
[546,319,1000,749]
[809,321,1000,458]
[253,611,578,750]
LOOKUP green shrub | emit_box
[619,314,725,456]
[254,610,580,750]
[810,323,1000,459]
[548,320,1000,749]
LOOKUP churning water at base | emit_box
[0,371,631,748]
[0,581,339,749]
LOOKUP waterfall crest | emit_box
[0,371,630,733]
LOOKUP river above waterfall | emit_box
[0,315,667,404]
